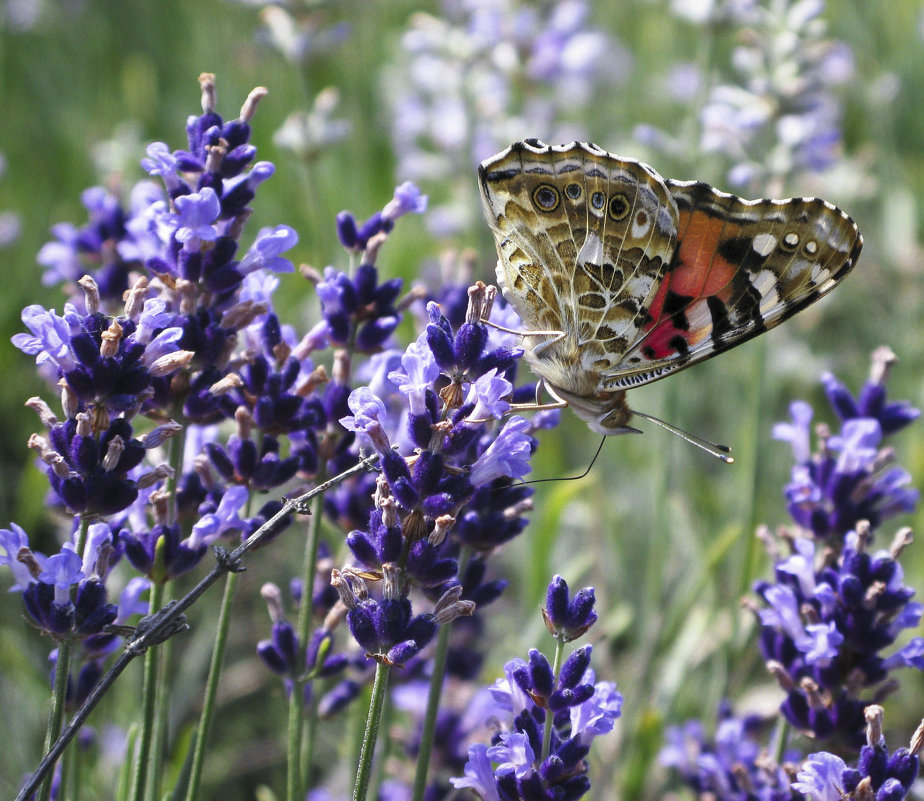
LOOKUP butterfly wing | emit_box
[599,180,863,389]
[479,140,679,397]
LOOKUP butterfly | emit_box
[478,139,862,449]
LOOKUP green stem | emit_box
[184,569,241,801]
[147,581,174,801]
[39,633,72,801]
[288,478,327,801]
[368,684,394,801]
[771,715,791,765]
[352,661,391,801]
[410,620,452,801]
[184,487,252,801]
[541,638,566,762]
[38,516,90,801]
[128,579,165,801]
[410,546,473,801]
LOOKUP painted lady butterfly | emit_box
[479,139,862,444]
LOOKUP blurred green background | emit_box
[0,1,921,799]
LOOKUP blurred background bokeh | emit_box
[0,1,921,798]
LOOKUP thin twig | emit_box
[15,452,381,801]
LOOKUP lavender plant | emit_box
[3,71,618,801]
[636,0,861,199]
[661,350,923,799]
[382,0,629,233]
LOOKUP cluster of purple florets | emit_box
[662,349,923,799]
[451,576,622,801]
[755,348,923,747]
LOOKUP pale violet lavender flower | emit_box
[792,707,921,800]
[0,522,40,591]
[465,368,512,421]
[383,0,630,233]
[189,485,251,548]
[237,225,298,275]
[638,0,858,194]
[469,416,533,486]
[173,187,221,250]
[273,88,351,162]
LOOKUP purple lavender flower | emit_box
[36,186,137,305]
[37,415,148,516]
[451,640,621,800]
[172,187,221,250]
[753,524,923,746]
[773,350,919,540]
[332,566,438,667]
[256,582,348,706]
[660,703,800,799]
[542,575,598,642]
[792,706,921,800]
[13,537,118,639]
[820,347,920,437]
[334,180,427,252]
[314,263,403,352]
[468,416,533,487]
[0,522,41,591]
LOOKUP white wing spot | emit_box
[631,210,652,239]
[803,240,818,256]
[752,269,779,296]
[752,233,777,257]
[783,232,800,248]
[576,231,604,268]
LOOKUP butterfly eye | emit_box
[608,193,630,221]
[532,184,560,211]
[565,183,582,200]
[590,191,606,210]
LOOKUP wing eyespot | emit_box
[565,183,582,200]
[780,231,801,252]
[590,190,606,210]
[532,184,560,212]
[608,193,630,221]
[802,239,819,257]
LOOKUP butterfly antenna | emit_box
[518,436,608,486]
[631,410,735,464]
